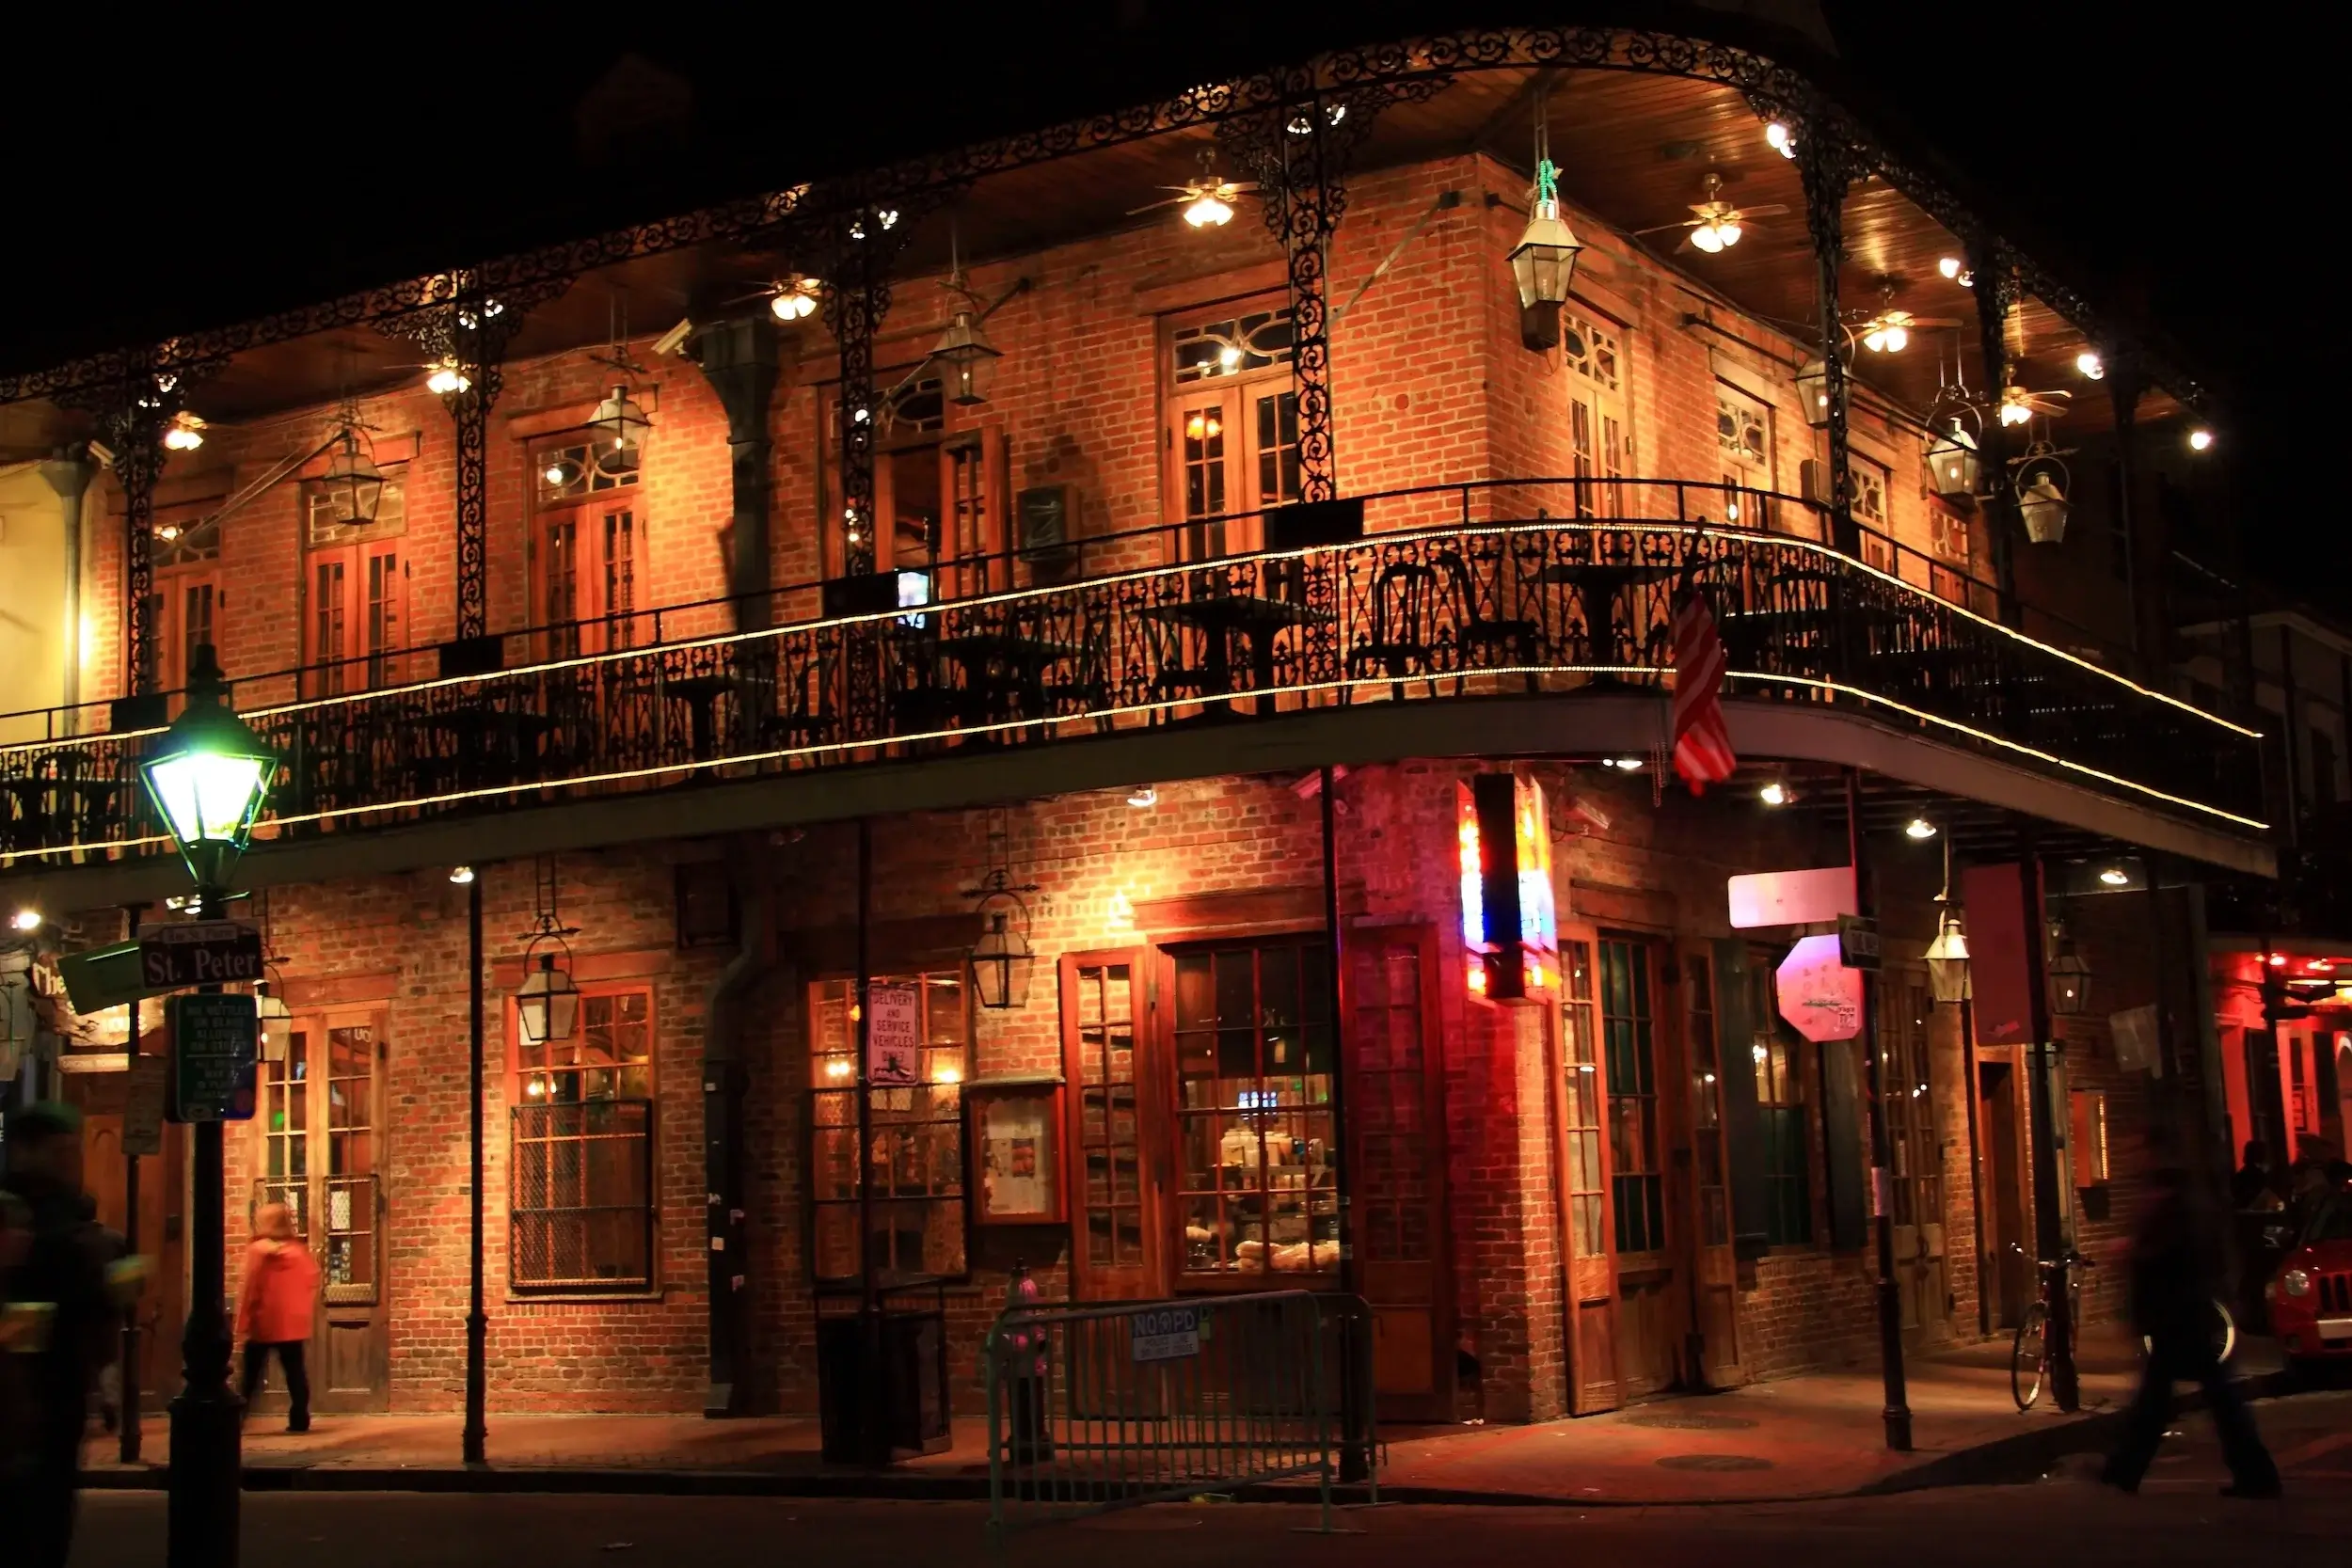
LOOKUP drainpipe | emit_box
[690,318,782,633]
[703,841,770,1415]
[40,447,95,727]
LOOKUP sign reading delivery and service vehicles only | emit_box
[865,982,922,1086]
[1130,1304,1205,1362]
[167,992,260,1124]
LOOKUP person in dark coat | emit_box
[2230,1140,2279,1211]
[1,1102,119,1568]
[2103,1152,2280,1498]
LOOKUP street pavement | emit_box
[66,1389,2352,1568]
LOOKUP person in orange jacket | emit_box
[234,1203,318,1433]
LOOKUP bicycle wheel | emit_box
[2211,1298,2238,1365]
[2011,1301,2050,1411]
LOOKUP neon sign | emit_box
[1457,773,1558,1005]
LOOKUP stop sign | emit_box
[1776,933,1864,1042]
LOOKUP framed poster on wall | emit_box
[967,1076,1065,1227]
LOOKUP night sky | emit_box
[6,4,2318,595]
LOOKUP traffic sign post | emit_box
[166,992,259,1124]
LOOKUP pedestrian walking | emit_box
[2103,1150,2280,1498]
[1,1102,119,1568]
[236,1201,318,1432]
[2230,1140,2279,1211]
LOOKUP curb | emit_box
[80,1369,2304,1508]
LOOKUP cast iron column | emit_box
[1317,765,1367,1480]
[691,316,783,631]
[120,899,150,1465]
[464,868,488,1465]
[167,883,239,1568]
[2108,355,2158,672]
[823,208,898,579]
[852,817,884,1463]
[1964,233,2023,626]
[1797,131,1856,556]
[40,450,94,719]
[1845,769,1913,1451]
[2015,852,2078,1411]
[103,391,172,697]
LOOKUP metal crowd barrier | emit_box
[983,1290,1376,1537]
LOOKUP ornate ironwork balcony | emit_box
[0,479,2264,874]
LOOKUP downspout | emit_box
[702,842,771,1416]
[40,448,95,727]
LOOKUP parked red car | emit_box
[2267,1189,2352,1368]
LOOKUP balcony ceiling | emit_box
[1,65,2159,453]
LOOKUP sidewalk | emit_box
[83,1324,2290,1506]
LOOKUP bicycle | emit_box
[2010,1247,2239,1410]
[2011,1246,2092,1412]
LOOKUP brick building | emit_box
[1,10,2270,1432]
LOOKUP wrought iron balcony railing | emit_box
[0,479,2265,872]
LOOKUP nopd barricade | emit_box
[983,1290,1375,1537]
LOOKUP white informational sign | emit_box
[866,982,922,1087]
[2109,1005,2162,1077]
[1728,866,1857,930]
[1130,1305,1203,1363]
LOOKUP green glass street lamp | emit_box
[137,639,274,1568]
[139,643,275,899]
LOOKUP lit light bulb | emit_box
[2075,350,2105,380]
[1752,1042,1769,1065]
[1765,121,1795,158]
[826,1057,853,1080]
[1882,325,1908,353]
[156,524,182,542]
[163,413,205,451]
[545,463,566,484]
[2098,866,2130,887]
[1862,325,1887,354]
[1217,343,1243,371]
[1184,192,1234,229]
[426,359,470,396]
[2267,953,2288,968]
[1905,818,1938,840]
[932,1062,963,1085]
[2188,427,2215,451]
[1609,757,1643,771]
[449,865,475,885]
[2000,399,2032,427]
[1127,784,1158,809]
[1938,256,1962,280]
[1691,224,1724,254]
[1758,781,1788,807]
[10,908,40,932]
[1714,221,1741,248]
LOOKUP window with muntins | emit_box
[1748,964,1811,1246]
[1558,939,1608,1259]
[1601,939,1665,1255]
[1171,940,1338,1276]
[1563,312,1626,517]
[511,989,655,1291]
[808,974,968,1285]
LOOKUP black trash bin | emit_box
[817,1298,951,1465]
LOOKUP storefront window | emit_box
[1748,965,1811,1246]
[1172,942,1337,1276]
[809,974,968,1285]
[1686,962,1730,1248]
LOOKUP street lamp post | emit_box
[138,642,276,1568]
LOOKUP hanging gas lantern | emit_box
[2015,449,2072,545]
[2046,919,2092,1018]
[589,383,652,478]
[1796,357,1843,431]
[1512,153,1582,351]
[932,307,1001,408]
[964,816,1040,1009]
[1925,420,1980,503]
[515,860,582,1043]
[1924,910,1971,1005]
[320,424,386,528]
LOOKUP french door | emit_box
[1878,972,1951,1340]
[252,1010,389,1412]
[877,432,1009,599]
[1166,383,1300,560]
[541,501,640,657]
[1553,930,1622,1413]
[1680,947,1745,1387]
[149,568,219,695]
[305,541,405,695]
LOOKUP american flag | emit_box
[1671,589,1736,795]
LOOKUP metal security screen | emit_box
[510,1099,654,1291]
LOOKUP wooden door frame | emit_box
[1336,921,1455,1422]
[1058,946,1161,1301]
[1677,938,1747,1389]
[1549,922,1622,1414]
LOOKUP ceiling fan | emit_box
[1130,150,1259,230]
[713,274,827,323]
[1847,280,1963,354]
[1635,173,1788,254]
[1997,383,2073,427]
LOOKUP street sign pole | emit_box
[121,899,151,1466]
[1847,768,1913,1453]
[166,886,244,1568]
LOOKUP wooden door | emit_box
[1561,310,1628,519]
[1169,388,1246,560]
[1551,929,1621,1414]
[541,499,641,657]
[305,541,406,696]
[1713,385,1775,531]
[149,568,220,694]
[253,1012,389,1412]
[1977,1054,2029,1327]
[1880,972,1950,1341]
[78,1108,183,1408]
[1599,934,1679,1399]
[1343,927,1453,1421]
[1679,948,1745,1388]
[1061,950,1160,1300]
[878,435,1010,602]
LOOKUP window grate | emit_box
[510,1099,654,1291]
